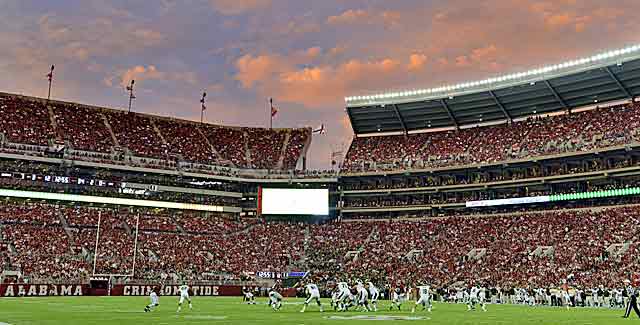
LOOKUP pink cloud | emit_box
[234,54,287,88]
[120,65,163,87]
[327,9,370,25]
[234,53,409,107]
[209,0,271,15]
[305,47,322,59]
[407,53,428,71]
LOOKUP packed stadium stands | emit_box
[1,201,638,290]
[0,93,311,171]
[0,94,57,146]
[52,103,115,153]
[343,103,640,173]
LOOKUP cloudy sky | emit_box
[0,0,638,169]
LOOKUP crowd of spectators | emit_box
[316,207,640,290]
[282,129,310,170]
[52,104,114,153]
[0,94,56,146]
[175,214,257,236]
[246,129,286,169]
[155,119,217,164]
[1,202,639,289]
[200,126,248,167]
[343,103,640,172]
[105,111,169,159]
[0,94,310,171]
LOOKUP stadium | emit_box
[2,2,640,325]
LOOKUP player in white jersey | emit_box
[614,288,625,308]
[177,283,192,312]
[591,288,600,307]
[331,288,341,311]
[300,283,323,313]
[467,285,487,312]
[390,288,403,311]
[412,285,433,313]
[562,289,573,310]
[479,287,488,311]
[574,288,583,307]
[269,289,283,311]
[144,286,160,312]
[243,287,256,305]
[336,282,354,311]
[355,281,371,312]
[367,282,380,312]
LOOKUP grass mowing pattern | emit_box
[0,296,633,324]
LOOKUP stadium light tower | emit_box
[200,91,207,123]
[126,80,136,113]
[46,65,54,102]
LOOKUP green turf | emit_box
[0,296,634,324]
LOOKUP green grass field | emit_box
[0,296,634,324]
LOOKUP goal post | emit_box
[91,210,140,280]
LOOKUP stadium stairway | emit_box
[276,130,291,169]
[298,225,311,268]
[364,225,380,248]
[101,112,120,147]
[243,130,252,168]
[172,215,187,234]
[121,220,133,237]
[196,127,227,167]
[224,220,260,238]
[46,103,64,143]
[150,119,168,147]
[57,213,77,242]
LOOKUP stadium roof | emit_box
[346,45,640,134]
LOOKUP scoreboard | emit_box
[258,188,329,216]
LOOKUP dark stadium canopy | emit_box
[346,51,640,134]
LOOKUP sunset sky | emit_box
[1,0,638,169]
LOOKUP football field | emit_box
[0,296,633,324]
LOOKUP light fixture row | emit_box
[345,44,640,104]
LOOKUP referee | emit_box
[623,281,640,319]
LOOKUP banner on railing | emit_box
[0,284,89,297]
[111,285,242,296]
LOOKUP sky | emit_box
[1,0,639,169]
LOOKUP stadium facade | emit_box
[0,46,639,298]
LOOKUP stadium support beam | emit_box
[345,108,358,135]
[488,90,512,123]
[391,104,408,134]
[544,80,570,113]
[605,66,633,100]
[439,99,459,129]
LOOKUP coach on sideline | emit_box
[623,280,640,319]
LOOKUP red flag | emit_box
[271,105,278,117]
[313,124,326,134]
[46,65,54,81]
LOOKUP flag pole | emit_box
[200,92,207,124]
[47,65,54,102]
[126,80,135,113]
[269,98,273,129]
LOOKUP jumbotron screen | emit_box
[260,188,329,216]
